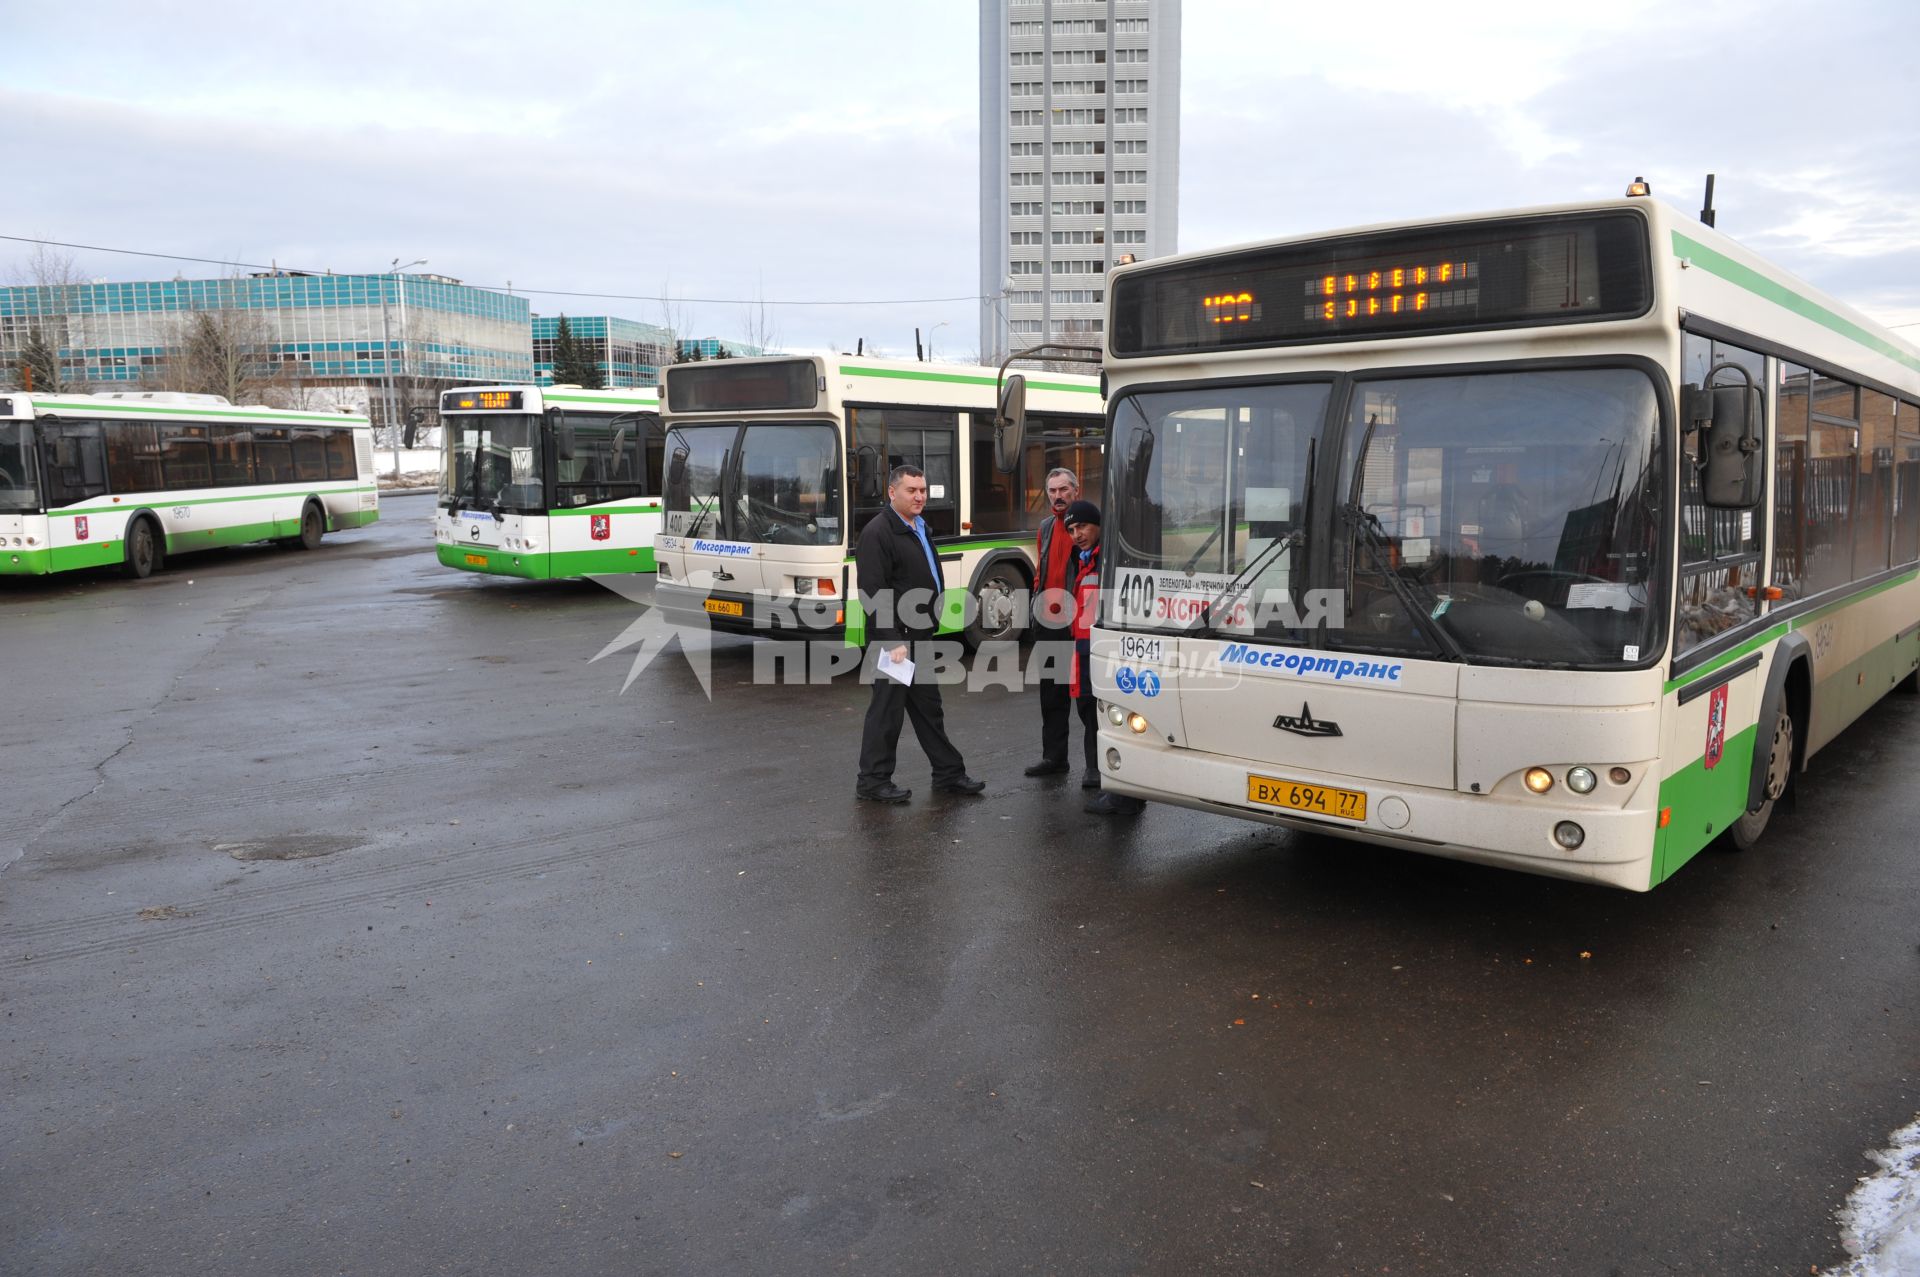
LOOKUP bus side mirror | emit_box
[1125,426,1154,499]
[994,374,1027,473]
[556,420,576,462]
[403,406,428,449]
[1702,384,1763,507]
[666,447,688,496]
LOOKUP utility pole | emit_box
[378,258,427,481]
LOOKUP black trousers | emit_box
[857,641,967,789]
[1033,627,1073,765]
[1074,688,1099,777]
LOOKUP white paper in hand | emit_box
[876,647,915,686]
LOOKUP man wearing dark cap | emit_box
[1062,499,1145,816]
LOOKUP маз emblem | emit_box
[1273,702,1341,737]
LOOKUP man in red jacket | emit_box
[1024,468,1081,778]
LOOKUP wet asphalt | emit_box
[3,492,1917,1277]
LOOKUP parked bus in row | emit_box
[1071,190,1920,889]
[435,385,663,579]
[652,355,1103,645]
[0,391,378,579]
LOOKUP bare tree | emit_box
[5,245,90,394]
[145,278,279,403]
[658,282,696,364]
[740,276,779,355]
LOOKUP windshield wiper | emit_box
[683,491,720,539]
[1340,502,1465,662]
[1193,528,1304,639]
[1181,519,1226,576]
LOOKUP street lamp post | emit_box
[928,321,948,362]
[379,257,427,481]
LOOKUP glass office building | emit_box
[0,271,533,424]
[531,315,676,388]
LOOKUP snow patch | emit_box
[1828,1116,1920,1277]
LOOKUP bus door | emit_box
[847,407,957,540]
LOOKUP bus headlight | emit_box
[1523,767,1555,794]
[1553,821,1586,850]
[1567,766,1597,794]
[1126,712,1150,735]
[523,537,538,549]
[1107,704,1126,727]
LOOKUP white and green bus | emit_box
[1077,191,1920,890]
[434,385,663,579]
[652,355,1103,644]
[0,391,378,579]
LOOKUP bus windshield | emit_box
[0,422,38,512]
[1336,368,1663,667]
[441,413,545,511]
[664,422,841,546]
[1107,382,1330,641]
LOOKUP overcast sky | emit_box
[6,0,1917,358]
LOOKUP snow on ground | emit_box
[1827,1116,1920,1277]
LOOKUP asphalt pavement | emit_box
[3,493,1916,1276]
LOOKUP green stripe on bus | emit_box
[1672,232,1920,376]
[1652,722,1760,884]
[34,401,370,425]
[0,546,55,575]
[49,486,378,517]
[547,504,663,516]
[1663,570,1919,694]
[835,364,1099,395]
[438,541,656,578]
[544,393,658,407]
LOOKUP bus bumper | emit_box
[654,580,846,638]
[1097,728,1661,891]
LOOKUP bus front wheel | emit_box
[1730,700,1795,851]
[121,517,162,580]
[965,562,1029,648]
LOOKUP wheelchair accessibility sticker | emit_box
[1115,667,1162,698]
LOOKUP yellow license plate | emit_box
[704,598,745,617]
[464,553,488,566]
[1246,775,1367,822]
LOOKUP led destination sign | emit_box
[443,390,524,411]
[1112,212,1652,356]
[667,359,819,414]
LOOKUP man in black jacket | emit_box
[853,464,986,803]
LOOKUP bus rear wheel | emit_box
[965,562,1028,648]
[287,502,324,551]
[1730,700,1794,851]
[121,517,162,580]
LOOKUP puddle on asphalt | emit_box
[213,835,365,862]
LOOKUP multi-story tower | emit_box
[979,0,1181,361]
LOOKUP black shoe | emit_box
[856,783,912,804]
[1081,773,1102,790]
[1023,759,1069,777]
[1085,791,1145,815]
[933,775,987,795]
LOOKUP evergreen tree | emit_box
[18,326,64,394]
[551,315,605,388]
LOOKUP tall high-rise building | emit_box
[979,0,1181,361]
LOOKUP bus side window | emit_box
[42,422,108,505]
[211,425,256,486]
[254,429,294,484]
[105,421,163,493]
[159,423,215,490]
[323,429,356,481]
[291,432,327,483]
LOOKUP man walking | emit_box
[853,464,986,803]
[1024,467,1080,778]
